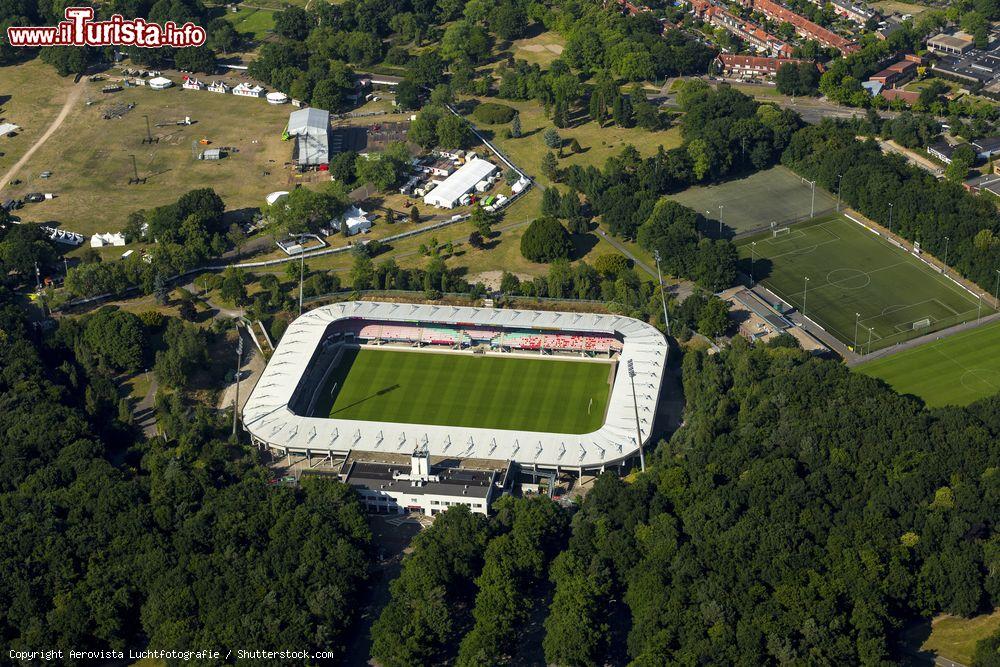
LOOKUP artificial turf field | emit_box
[668,166,837,236]
[310,348,613,434]
[736,214,992,352]
[857,319,1000,407]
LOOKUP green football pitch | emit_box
[857,319,1000,407]
[668,165,837,237]
[737,215,992,352]
[310,348,614,434]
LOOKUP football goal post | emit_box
[773,227,791,238]
[912,318,932,331]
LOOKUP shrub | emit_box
[472,102,517,124]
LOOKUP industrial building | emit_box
[423,158,498,208]
[287,108,330,168]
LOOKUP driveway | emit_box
[1,82,83,190]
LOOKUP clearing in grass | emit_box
[737,215,991,352]
[311,347,613,434]
[668,166,836,237]
[857,319,1000,407]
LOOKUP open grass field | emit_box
[858,319,1000,407]
[478,97,682,187]
[6,79,293,242]
[737,215,992,352]
[506,31,566,68]
[311,347,613,433]
[901,611,1000,665]
[668,166,837,237]
[0,59,77,178]
[224,7,275,40]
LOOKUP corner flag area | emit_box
[737,215,992,353]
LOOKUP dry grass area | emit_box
[474,97,683,187]
[0,59,78,178]
[902,611,1000,665]
[7,77,295,242]
[507,31,567,68]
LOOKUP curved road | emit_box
[1,83,83,191]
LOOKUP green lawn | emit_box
[737,215,991,352]
[901,611,1000,666]
[858,319,1000,407]
[311,347,613,433]
[668,165,837,237]
[224,7,275,40]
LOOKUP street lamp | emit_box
[944,236,950,274]
[853,312,861,350]
[808,179,816,218]
[866,326,873,356]
[718,204,724,238]
[653,249,670,336]
[298,252,305,315]
[627,359,644,473]
[750,241,757,286]
[978,294,983,322]
[888,202,893,234]
[802,276,810,319]
[994,269,999,306]
[836,173,844,212]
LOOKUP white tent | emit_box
[423,158,498,209]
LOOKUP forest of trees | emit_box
[0,287,374,657]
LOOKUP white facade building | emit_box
[90,232,126,248]
[423,158,498,208]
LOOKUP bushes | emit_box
[472,102,518,125]
[520,217,572,263]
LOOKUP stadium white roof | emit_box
[242,301,667,471]
[423,158,498,208]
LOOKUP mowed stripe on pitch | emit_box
[320,349,612,433]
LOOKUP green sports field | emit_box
[737,215,992,352]
[857,319,1000,407]
[310,348,613,433]
[668,166,837,237]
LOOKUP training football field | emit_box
[310,348,613,434]
[736,215,991,352]
[668,166,836,236]
[858,319,1000,407]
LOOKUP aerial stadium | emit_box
[242,301,667,505]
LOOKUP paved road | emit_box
[1,82,83,190]
[134,373,159,439]
[878,139,944,178]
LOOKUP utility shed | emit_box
[287,108,330,167]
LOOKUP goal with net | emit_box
[912,317,932,330]
[773,227,791,238]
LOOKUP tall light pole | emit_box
[853,312,861,351]
[978,294,982,322]
[653,249,670,335]
[802,276,810,319]
[943,236,950,274]
[627,359,644,473]
[866,326,873,356]
[718,204,724,238]
[750,241,757,286]
[836,173,844,212]
[808,179,816,218]
[298,252,305,315]
[888,202,893,234]
[232,332,243,439]
[994,269,999,306]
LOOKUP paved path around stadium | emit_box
[596,228,696,302]
[0,82,83,191]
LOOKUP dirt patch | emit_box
[471,270,532,290]
[518,43,564,54]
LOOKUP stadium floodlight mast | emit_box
[944,236,950,275]
[888,202,894,234]
[807,179,816,218]
[750,241,757,286]
[978,294,983,322]
[718,204,724,237]
[836,174,844,212]
[298,252,305,315]
[232,332,243,439]
[854,312,861,351]
[627,359,645,473]
[653,249,670,335]
[995,269,1000,305]
[866,326,873,355]
[802,276,810,319]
